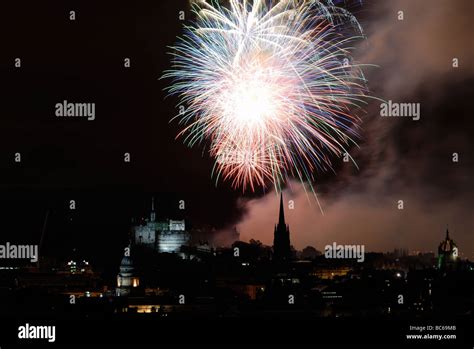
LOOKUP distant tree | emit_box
[249,239,262,246]
[301,246,321,260]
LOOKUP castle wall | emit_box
[133,223,156,246]
[157,230,190,253]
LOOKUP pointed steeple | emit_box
[273,192,291,263]
[278,192,285,226]
[446,227,450,240]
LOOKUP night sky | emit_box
[0,0,472,270]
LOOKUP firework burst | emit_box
[163,0,369,194]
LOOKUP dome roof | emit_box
[120,255,133,267]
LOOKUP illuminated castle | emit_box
[132,198,190,254]
[437,228,458,269]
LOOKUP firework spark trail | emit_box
[163,0,369,198]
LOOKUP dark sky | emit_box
[0,0,472,267]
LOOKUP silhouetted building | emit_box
[132,197,190,254]
[273,193,291,262]
[437,229,458,269]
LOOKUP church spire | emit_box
[279,192,285,226]
[273,192,291,263]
